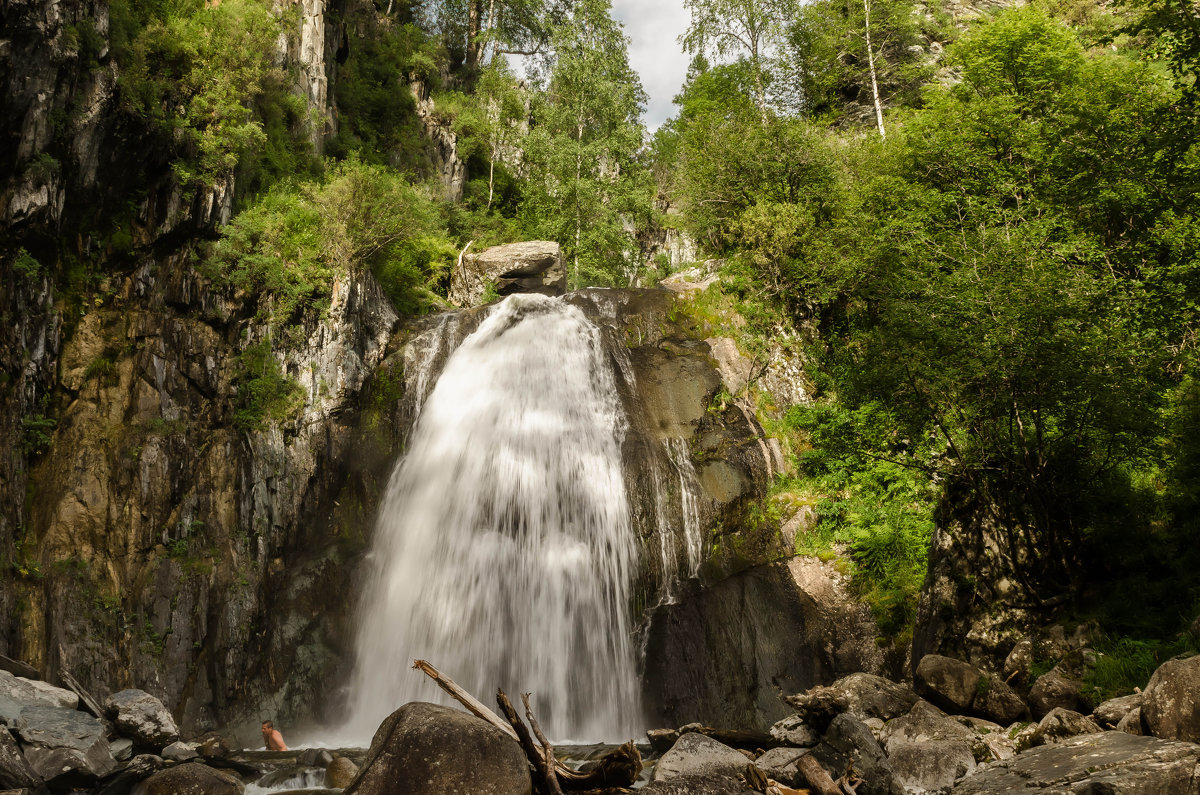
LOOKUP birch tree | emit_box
[679,0,790,118]
[520,0,650,286]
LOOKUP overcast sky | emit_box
[610,1,692,130]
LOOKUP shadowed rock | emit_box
[343,703,530,795]
[1142,655,1200,742]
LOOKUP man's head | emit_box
[262,720,273,731]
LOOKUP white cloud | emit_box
[610,0,692,131]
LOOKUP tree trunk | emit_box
[864,0,886,139]
[467,0,482,70]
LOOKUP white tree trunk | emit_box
[864,0,886,139]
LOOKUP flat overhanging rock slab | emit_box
[951,730,1200,793]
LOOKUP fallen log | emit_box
[57,650,105,718]
[0,653,40,680]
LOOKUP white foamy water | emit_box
[341,294,642,743]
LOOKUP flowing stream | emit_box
[341,294,642,743]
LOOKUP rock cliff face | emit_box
[0,0,866,741]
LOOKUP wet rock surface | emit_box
[651,732,751,783]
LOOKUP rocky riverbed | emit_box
[4,642,1200,793]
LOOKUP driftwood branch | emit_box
[521,693,563,795]
[797,754,841,795]
[412,660,516,739]
[413,660,640,792]
[498,690,562,795]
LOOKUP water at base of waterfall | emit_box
[338,294,642,744]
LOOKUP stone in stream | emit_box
[131,761,243,794]
[343,702,530,795]
[951,731,1200,793]
[13,704,116,786]
[325,755,359,788]
[104,689,179,748]
[162,740,199,761]
[1142,654,1200,742]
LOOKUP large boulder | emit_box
[880,701,977,794]
[1142,654,1200,742]
[951,731,1200,793]
[131,761,243,794]
[644,557,883,731]
[0,671,78,722]
[650,733,750,784]
[970,674,1026,725]
[343,703,531,795]
[1029,707,1102,747]
[1028,668,1085,718]
[449,241,567,307]
[104,689,179,748]
[0,726,40,791]
[915,655,981,714]
[812,714,900,795]
[13,704,116,786]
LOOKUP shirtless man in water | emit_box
[261,720,288,751]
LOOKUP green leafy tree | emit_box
[680,0,791,117]
[520,0,650,286]
[783,0,940,125]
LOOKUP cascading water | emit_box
[342,294,641,743]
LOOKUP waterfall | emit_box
[342,294,642,743]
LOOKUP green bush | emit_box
[232,340,304,431]
[210,158,453,321]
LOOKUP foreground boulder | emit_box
[951,731,1200,793]
[1142,654,1200,742]
[105,689,180,749]
[343,702,531,795]
[449,241,566,307]
[880,701,976,794]
[651,733,750,784]
[811,714,900,795]
[915,656,981,714]
[131,761,243,794]
[14,704,116,786]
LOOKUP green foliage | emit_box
[113,0,302,190]
[232,340,304,431]
[12,248,43,281]
[520,0,652,287]
[783,400,937,640]
[1084,634,1200,701]
[784,0,944,120]
[211,158,453,321]
[22,415,57,457]
[327,15,441,169]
